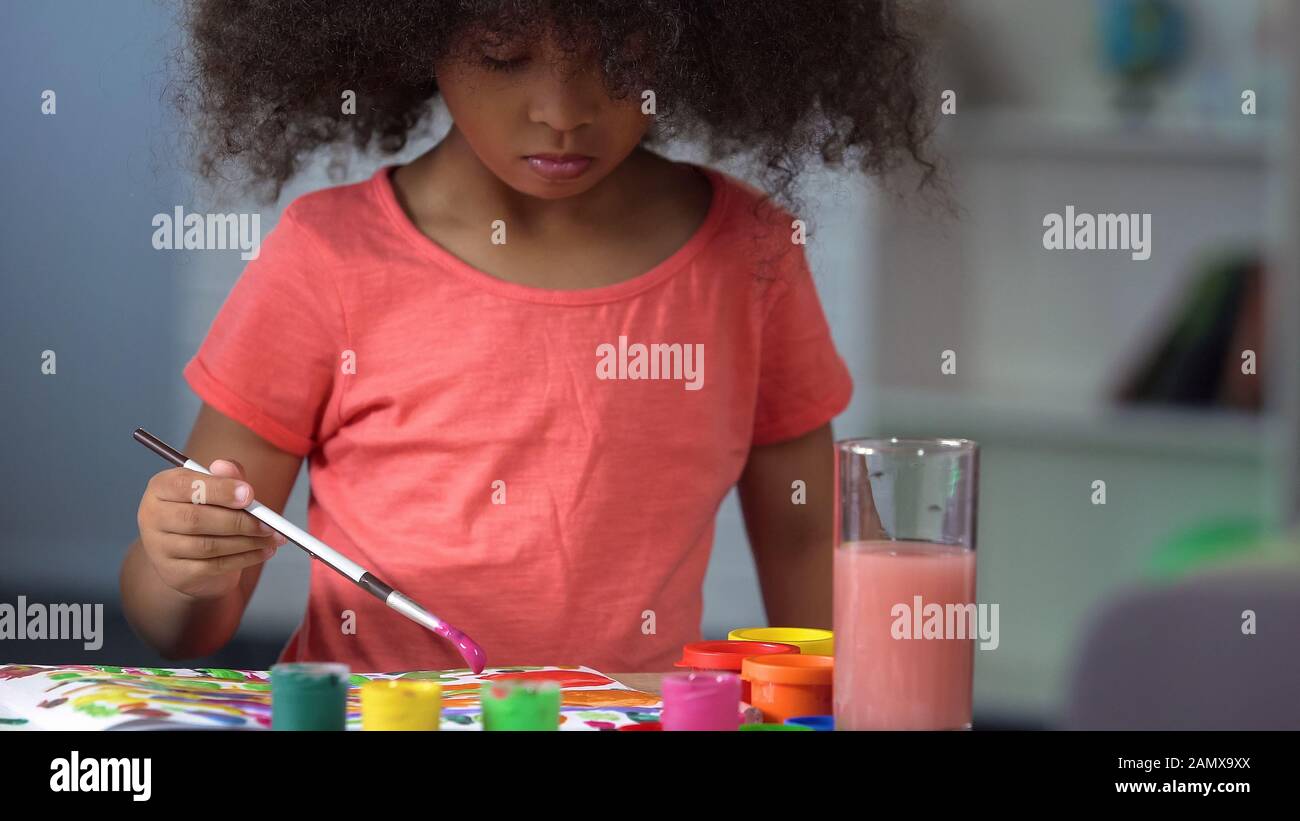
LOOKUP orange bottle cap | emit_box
[741,654,834,686]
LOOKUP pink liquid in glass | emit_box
[833,540,976,730]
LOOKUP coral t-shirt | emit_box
[184,164,852,673]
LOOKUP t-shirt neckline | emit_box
[372,161,729,306]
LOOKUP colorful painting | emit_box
[0,664,661,731]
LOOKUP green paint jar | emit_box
[271,663,350,731]
[480,681,561,731]
[738,722,814,731]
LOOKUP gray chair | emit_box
[1064,569,1300,729]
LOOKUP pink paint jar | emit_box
[660,672,742,731]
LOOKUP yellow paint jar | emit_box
[361,680,443,731]
[727,627,834,657]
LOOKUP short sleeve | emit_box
[751,253,854,446]
[183,210,346,456]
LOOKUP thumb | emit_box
[208,458,247,480]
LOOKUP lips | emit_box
[524,154,594,181]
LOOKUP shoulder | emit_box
[706,168,800,231]
[698,166,809,289]
[270,168,399,268]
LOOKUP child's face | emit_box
[436,26,653,199]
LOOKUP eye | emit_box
[479,38,530,73]
[481,54,528,73]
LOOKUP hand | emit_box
[136,458,286,599]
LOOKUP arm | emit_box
[120,403,303,659]
[736,422,836,628]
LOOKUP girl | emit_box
[123,0,934,672]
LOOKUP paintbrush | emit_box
[132,427,486,673]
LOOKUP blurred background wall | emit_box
[1,0,1296,728]
[0,3,198,648]
[878,0,1298,722]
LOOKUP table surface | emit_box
[610,673,668,695]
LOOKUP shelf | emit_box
[943,108,1278,166]
[872,388,1270,461]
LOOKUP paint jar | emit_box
[271,662,350,731]
[727,627,834,657]
[660,672,742,731]
[480,680,561,731]
[738,722,814,731]
[741,655,834,724]
[785,715,834,731]
[675,640,799,702]
[361,679,442,731]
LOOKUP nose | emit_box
[527,69,599,135]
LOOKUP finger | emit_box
[172,545,277,578]
[150,468,254,509]
[166,532,284,561]
[153,500,283,538]
[208,458,246,479]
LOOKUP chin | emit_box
[511,175,602,200]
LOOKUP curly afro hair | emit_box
[178,0,939,204]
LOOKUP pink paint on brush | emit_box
[439,625,487,674]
